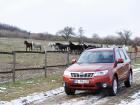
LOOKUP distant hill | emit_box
[0,23,28,33]
[0,23,79,42]
[0,23,93,43]
[0,23,31,38]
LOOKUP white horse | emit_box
[123,45,129,51]
[48,42,56,50]
[32,41,42,51]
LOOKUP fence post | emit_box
[44,50,47,78]
[67,51,70,66]
[135,52,137,63]
[130,52,132,60]
[12,52,16,82]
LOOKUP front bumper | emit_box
[63,75,112,90]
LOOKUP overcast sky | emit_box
[0,0,140,38]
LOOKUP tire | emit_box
[64,83,75,95]
[108,76,118,96]
[124,72,132,87]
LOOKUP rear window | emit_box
[77,51,114,63]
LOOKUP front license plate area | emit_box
[74,80,89,84]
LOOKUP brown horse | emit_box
[24,41,32,51]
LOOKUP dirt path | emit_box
[94,70,140,105]
[30,69,140,105]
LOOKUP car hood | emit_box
[66,63,114,72]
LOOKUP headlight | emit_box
[94,70,108,76]
[64,71,71,76]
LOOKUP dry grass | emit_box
[0,37,78,101]
[0,72,63,101]
[0,37,78,67]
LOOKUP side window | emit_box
[119,49,126,61]
[122,49,130,60]
[115,49,121,61]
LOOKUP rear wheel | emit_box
[64,83,75,95]
[108,77,118,96]
[124,71,132,87]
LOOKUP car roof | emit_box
[87,48,115,52]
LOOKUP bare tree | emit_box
[56,26,75,41]
[92,33,101,43]
[134,37,140,46]
[78,27,84,44]
[116,30,132,45]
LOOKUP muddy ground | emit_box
[29,68,140,105]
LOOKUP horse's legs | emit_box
[40,46,41,51]
[31,46,32,51]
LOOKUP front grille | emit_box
[71,72,94,78]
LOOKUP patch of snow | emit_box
[0,87,6,92]
[61,99,86,105]
[60,95,103,105]
[131,65,135,68]
[26,81,33,84]
[133,68,140,72]
[0,87,64,105]
[118,91,140,105]
[131,91,140,99]
[0,90,4,92]
[133,68,140,74]
[51,80,56,82]
[134,64,140,66]
[0,87,6,90]
[93,98,109,105]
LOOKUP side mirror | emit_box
[72,59,77,64]
[117,58,124,63]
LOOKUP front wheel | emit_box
[108,77,118,96]
[124,72,132,87]
[64,83,75,95]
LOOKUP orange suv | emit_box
[63,48,132,96]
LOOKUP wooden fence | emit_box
[0,51,70,82]
[128,51,140,62]
[0,50,140,83]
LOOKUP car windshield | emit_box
[77,50,114,63]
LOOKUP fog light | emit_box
[102,83,107,88]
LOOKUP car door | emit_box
[120,49,130,78]
[119,49,130,79]
[115,49,125,81]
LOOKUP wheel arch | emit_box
[114,73,118,82]
[130,68,133,74]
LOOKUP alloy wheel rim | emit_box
[113,79,117,94]
[129,73,132,85]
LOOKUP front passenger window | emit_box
[115,49,121,61]
[120,50,126,62]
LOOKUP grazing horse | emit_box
[122,45,129,51]
[69,41,84,54]
[55,43,69,52]
[32,41,42,51]
[24,41,32,51]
